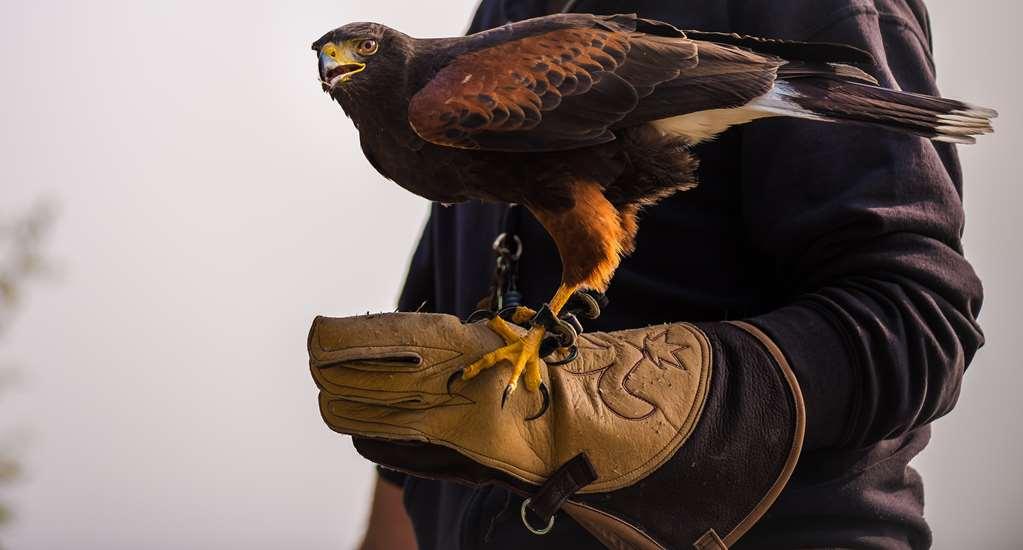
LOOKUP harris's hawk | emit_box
[311,13,995,401]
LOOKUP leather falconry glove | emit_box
[308,312,805,550]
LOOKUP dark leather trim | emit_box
[694,529,727,550]
[562,500,666,550]
[560,321,806,550]
[723,320,807,546]
[527,453,598,522]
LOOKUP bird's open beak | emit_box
[319,42,366,89]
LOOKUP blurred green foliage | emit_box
[0,202,56,333]
[0,201,55,536]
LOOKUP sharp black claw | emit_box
[566,290,604,320]
[525,382,550,421]
[576,292,601,319]
[551,317,579,348]
[447,369,464,395]
[561,313,584,336]
[501,385,514,408]
[538,337,558,358]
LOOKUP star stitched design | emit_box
[641,330,689,370]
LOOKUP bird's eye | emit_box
[356,39,378,56]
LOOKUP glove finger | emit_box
[317,383,475,411]
[308,313,501,394]
[319,392,440,442]
[319,389,558,482]
[310,345,461,395]
[309,312,469,351]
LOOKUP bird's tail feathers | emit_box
[752,78,997,144]
[777,61,879,85]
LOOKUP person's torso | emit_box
[400,1,934,548]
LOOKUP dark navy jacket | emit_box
[386,1,984,548]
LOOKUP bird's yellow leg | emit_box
[508,306,536,325]
[483,314,524,343]
[547,284,577,314]
[463,285,577,398]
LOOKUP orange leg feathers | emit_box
[530,180,635,294]
[463,180,637,408]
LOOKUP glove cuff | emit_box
[561,321,805,549]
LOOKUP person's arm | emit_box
[732,0,983,450]
[358,475,417,550]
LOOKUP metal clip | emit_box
[521,498,556,535]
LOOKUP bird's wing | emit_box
[612,40,782,128]
[614,33,876,126]
[680,30,874,65]
[408,14,880,152]
[408,14,701,152]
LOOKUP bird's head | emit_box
[312,22,412,99]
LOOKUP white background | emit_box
[1,1,1019,548]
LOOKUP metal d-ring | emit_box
[521,498,556,535]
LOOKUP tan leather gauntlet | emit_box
[308,313,804,549]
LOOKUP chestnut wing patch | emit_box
[409,28,647,152]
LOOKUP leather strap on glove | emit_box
[308,312,804,549]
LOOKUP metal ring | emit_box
[520,498,555,535]
[492,233,523,260]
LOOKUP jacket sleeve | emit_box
[731,0,984,450]
[397,213,438,313]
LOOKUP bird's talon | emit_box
[501,384,515,408]
[524,382,550,421]
[570,291,603,319]
[462,326,546,408]
[562,312,584,336]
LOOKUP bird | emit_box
[311,12,995,403]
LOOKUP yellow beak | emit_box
[319,42,366,88]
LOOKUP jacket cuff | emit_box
[744,300,856,450]
[376,464,408,487]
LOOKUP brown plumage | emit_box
[312,13,995,397]
[408,27,646,150]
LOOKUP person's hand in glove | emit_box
[308,312,805,550]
